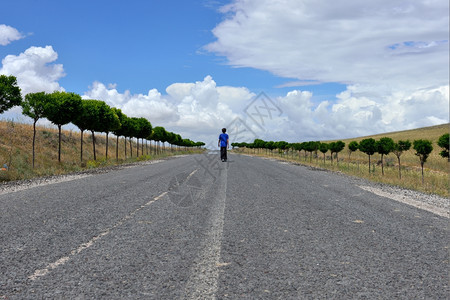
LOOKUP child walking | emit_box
[218,128,229,162]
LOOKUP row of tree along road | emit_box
[0,75,205,168]
[232,134,449,184]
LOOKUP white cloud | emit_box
[207,0,449,87]
[0,24,25,46]
[205,0,449,140]
[83,76,257,144]
[0,45,65,95]
[83,81,179,124]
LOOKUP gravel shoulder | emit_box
[248,154,449,219]
[0,156,187,196]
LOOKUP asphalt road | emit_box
[1,153,448,299]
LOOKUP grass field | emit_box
[234,123,449,197]
[0,120,200,182]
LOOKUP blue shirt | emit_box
[219,133,229,147]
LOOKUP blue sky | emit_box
[1,0,448,144]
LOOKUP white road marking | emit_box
[28,191,168,281]
[183,167,228,300]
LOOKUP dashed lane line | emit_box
[28,191,168,281]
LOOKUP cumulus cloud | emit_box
[83,76,255,143]
[0,24,25,46]
[0,45,65,95]
[206,0,449,87]
[205,0,449,140]
[83,81,179,124]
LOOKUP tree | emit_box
[413,139,433,184]
[437,133,449,161]
[319,142,328,164]
[358,138,376,174]
[127,117,139,157]
[111,108,127,161]
[329,141,345,165]
[303,141,318,162]
[21,92,48,168]
[152,126,167,154]
[98,103,120,159]
[44,91,82,162]
[73,100,98,162]
[348,141,358,165]
[393,140,411,179]
[136,118,152,156]
[375,137,394,175]
[0,75,22,114]
[253,139,266,153]
[275,141,289,156]
[265,141,276,155]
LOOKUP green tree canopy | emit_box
[329,141,345,164]
[413,139,433,183]
[375,137,394,175]
[319,142,328,164]
[44,91,82,162]
[0,75,22,114]
[437,133,449,159]
[359,138,376,173]
[21,92,49,168]
[393,140,411,179]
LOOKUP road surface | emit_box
[1,153,448,299]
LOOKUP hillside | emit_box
[0,120,195,182]
[235,123,449,197]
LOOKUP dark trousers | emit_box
[220,147,227,161]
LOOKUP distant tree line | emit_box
[0,75,205,167]
[232,133,449,183]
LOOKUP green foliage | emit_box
[319,142,328,154]
[437,133,449,159]
[413,139,433,183]
[21,92,48,121]
[348,141,359,152]
[151,126,167,142]
[375,137,394,155]
[359,138,376,173]
[375,137,394,175]
[392,139,411,179]
[393,140,411,154]
[136,117,152,139]
[413,139,433,164]
[358,138,376,156]
[0,75,22,114]
[44,91,82,127]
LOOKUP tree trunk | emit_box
[80,129,84,162]
[368,155,371,174]
[381,154,384,175]
[32,120,37,168]
[116,135,119,162]
[137,138,139,157]
[106,132,109,160]
[397,156,401,179]
[124,136,127,158]
[58,125,62,162]
[92,131,96,161]
[421,161,424,184]
[130,138,133,157]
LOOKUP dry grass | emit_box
[0,120,199,182]
[234,123,449,197]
